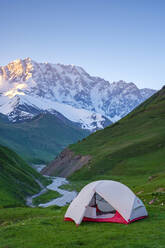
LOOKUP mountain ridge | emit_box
[0,58,156,129]
[0,112,89,163]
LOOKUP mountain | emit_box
[0,145,47,208]
[0,113,89,163]
[0,89,165,248]
[43,86,165,182]
[0,94,111,131]
[0,58,155,128]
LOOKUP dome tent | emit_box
[64,180,148,225]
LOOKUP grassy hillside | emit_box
[69,86,165,180]
[0,145,48,208]
[0,113,89,163]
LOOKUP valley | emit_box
[1,0,165,247]
[0,58,156,163]
[0,60,164,248]
[44,87,165,188]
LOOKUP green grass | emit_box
[33,190,61,206]
[0,145,48,208]
[0,113,89,163]
[0,206,165,248]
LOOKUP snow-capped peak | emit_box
[0,58,156,130]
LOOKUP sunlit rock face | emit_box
[0,58,156,130]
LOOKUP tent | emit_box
[64,180,148,225]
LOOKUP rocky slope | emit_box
[0,58,156,130]
[42,148,91,177]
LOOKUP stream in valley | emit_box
[26,164,77,208]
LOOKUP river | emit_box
[26,172,77,208]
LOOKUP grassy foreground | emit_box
[0,205,165,248]
[0,170,164,248]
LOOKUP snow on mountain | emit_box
[0,94,109,130]
[0,58,156,130]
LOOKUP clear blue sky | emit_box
[0,0,165,90]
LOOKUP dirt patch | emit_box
[148,175,158,181]
[41,148,91,177]
[156,188,165,192]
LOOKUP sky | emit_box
[0,0,164,90]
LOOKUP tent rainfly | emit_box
[64,180,148,225]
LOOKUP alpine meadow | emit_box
[0,1,165,248]
[0,85,165,248]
